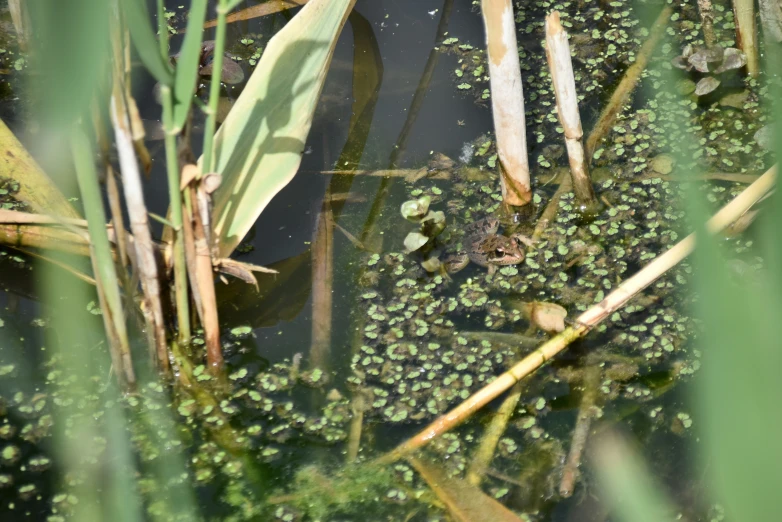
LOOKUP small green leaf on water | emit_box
[400,196,431,222]
[230,326,252,338]
[404,232,429,253]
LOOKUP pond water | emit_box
[0,0,771,520]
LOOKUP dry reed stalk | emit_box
[585,6,672,160]
[375,165,777,465]
[104,166,129,267]
[481,0,532,206]
[111,95,169,371]
[545,12,597,208]
[559,365,601,497]
[0,224,92,256]
[188,180,223,371]
[733,0,760,77]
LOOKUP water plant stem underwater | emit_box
[376,165,777,465]
[584,5,673,160]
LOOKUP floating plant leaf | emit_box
[400,196,431,222]
[421,257,441,272]
[671,55,692,71]
[523,301,567,333]
[694,76,720,96]
[421,210,446,236]
[650,154,675,175]
[688,46,724,72]
[404,232,429,252]
[713,47,747,73]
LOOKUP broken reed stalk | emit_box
[111,93,169,372]
[188,178,223,371]
[481,0,532,206]
[559,365,601,497]
[375,165,777,465]
[733,0,760,77]
[545,11,597,209]
[70,127,135,388]
[585,5,672,160]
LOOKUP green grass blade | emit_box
[172,0,208,129]
[206,0,356,258]
[121,0,173,85]
[592,431,678,522]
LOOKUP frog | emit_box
[444,217,532,275]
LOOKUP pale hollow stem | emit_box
[481,0,531,206]
[201,2,228,175]
[733,0,760,77]
[161,85,191,342]
[111,95,170,372]
[545,11,597,208]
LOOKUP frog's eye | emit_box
[494,248,505,257]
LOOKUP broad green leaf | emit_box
[207,0,356,258]
[122,0,173,86]
[172,0,208,129]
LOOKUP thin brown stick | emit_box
[559,365,601,497]
[375,165,776,465]
[585,6,672,160]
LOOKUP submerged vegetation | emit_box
[0,0,780,520]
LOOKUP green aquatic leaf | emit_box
[207,0,356,257]
[403,232,429,253]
